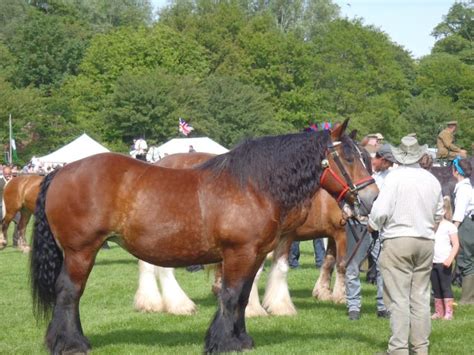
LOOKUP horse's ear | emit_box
[331,118,349,140]
[349,129,358,140]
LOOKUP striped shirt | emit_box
[368,164,444,240]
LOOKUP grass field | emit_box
[0,232,473,354]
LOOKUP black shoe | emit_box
[348,310,360,320]
[186,265,204,272]
[377,310,390,318]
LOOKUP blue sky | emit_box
[151,0,456,58]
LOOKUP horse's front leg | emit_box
[262,236,297,315]
[245,262,268,317]
[204,250,264,353]
[313,237,335,302]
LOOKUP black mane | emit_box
[199,131,333,215]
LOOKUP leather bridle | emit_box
[320,140,375,204]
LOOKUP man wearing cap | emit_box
[436,121,467,160]
[345,144,394,321]
[368,136,444,355]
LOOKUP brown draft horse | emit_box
[30,120,378,354]
[0,175,43,252]
[135,152,356,316]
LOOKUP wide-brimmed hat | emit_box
[390,136,428,165]
[376,144,397,163]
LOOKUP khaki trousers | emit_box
[379,237,434,355]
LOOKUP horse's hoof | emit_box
[17,245,31,253]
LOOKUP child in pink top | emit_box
[431,196,460,320]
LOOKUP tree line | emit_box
[0,0,472,165]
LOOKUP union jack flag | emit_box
[179,117,194,136]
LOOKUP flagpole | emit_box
[9,113,12,165]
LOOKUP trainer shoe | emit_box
[348,310,360,320]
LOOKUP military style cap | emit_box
[376,144,396,163]
[375,133,384,140]
[407,132,417,138]
[447,120,458,125]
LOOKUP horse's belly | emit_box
[116,230,222,268]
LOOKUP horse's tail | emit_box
[30,169,62,320]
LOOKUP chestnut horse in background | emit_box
[0,175,43,252]
[30,121,378,354]
[135,152,360,316]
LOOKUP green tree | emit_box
[307,19,414,140]
[431,1,473,64]
[80,24,209,93]
[7,9,92,90]
[415,53,474,103]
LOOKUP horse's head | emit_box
[319,119,379,216]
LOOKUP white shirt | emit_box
[373,168,392,189]
[452,178,474,222]
[368,164,444,240]
[433,219,458,263]
[134,139,148,154]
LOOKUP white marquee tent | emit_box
[156,137,228,157]
[37,133,110,165]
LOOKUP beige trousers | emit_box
[379,237,434,355]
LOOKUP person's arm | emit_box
[443,232,460,268]
[368,180,396,232]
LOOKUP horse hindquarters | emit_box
[31,171,93,354]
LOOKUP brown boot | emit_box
[431,298,444,319]
[443,298,454,320]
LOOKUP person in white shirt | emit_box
[430,196,459,320]
[133,137,148,161]
[451,157,474,304]
[368,136,444,355]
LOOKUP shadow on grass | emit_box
[89,326,385,351]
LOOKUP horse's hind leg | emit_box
[158,266,196,315]
[14,211,31,253]
[46,248,99,354]
[134,260,164,313]
[313,237,335,302]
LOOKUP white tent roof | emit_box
[157,137,228,156]
[37,133,110,164]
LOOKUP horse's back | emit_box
[4,175,43,214]
[157,152,215,169]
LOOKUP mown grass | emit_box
[0,229,473,354]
